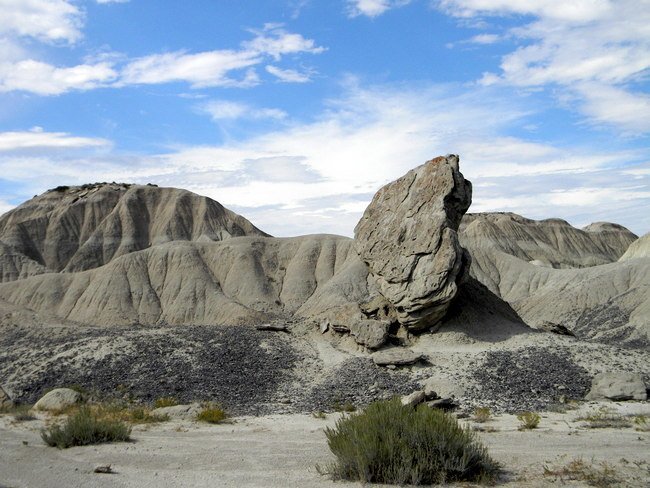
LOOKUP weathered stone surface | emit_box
[401,390,426,407]
[0,386,13,409]
[151,403,201,420]
[585,372,647,401]
[349,319,390,349]
[355,155,472,332]
[33,388,82,411]
[371,348,422,366]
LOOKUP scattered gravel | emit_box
[467,347,592,413]
[296,358,419,412]
[1,325,298,415]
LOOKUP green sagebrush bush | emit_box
[321,398,499,485]
[41,406,131,448]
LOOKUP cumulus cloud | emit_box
[0,60,117,95]
[347,0,411,18]
[0,0,83,43]
[438,0,650,134]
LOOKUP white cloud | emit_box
[0,59,117,95]
[0,24,324,95]
[243,25,325,59]
[119,26,324,89]
[0,129,110,151]
[576,83,650,134]
[0,0,83,43]
[201,100,287,121]
[347,0,411,18]
[120,50,261,88]
[266,65,312,83]
[437,0,613,22]
[438,0,650,134]
[468,33,500,44]
[1,83,648,236]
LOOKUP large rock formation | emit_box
[460,213,637,269]
[0,183,268,282]
[0,235,367,326]
[354,155,472,331]
[619,232,650,261]
[459,213,649,345]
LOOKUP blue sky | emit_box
[0,0,648,236]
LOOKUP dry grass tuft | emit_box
[543,458,620,487]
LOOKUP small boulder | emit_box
[349,319,390,349]
[319,320,329,334]
[426,398,458,411]
[585,372,647,401]
[151,403,201,420]
[33,388,82,411]
[0,386,14,410]
[371,348,422,366]
[422,377,464,400]
[401,390,426,407]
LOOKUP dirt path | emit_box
[1,403,649,488]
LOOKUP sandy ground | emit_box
[1,402,648,488]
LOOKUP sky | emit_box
[0,0,648,237]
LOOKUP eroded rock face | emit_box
[585,372,647,401]
[33,387,82,411]
[354,155,472,332]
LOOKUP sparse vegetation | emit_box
[320,398,500,485]
[543,458,620,487]
[0,404,36,421]
[633,415,649,432]
[129,407,169,424]
[154,396,178,408]
[578,407,631,429]
[196,405,228,424]
[312,411,327,419]
[517,411,541,430]
[473,406,492,423]
[331,400,356,412]
[41,406,131,448]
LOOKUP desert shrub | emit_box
[633,415,649,432]
[473,407,492,423]
[154,396,178,408]
[321,398,499,485]
[41,406,131,448]
[196,405,228,424]
[517,411,541,430]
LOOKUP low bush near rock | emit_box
[321,398,499,485]
[41,406,131,448]
[196,405,228,424]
